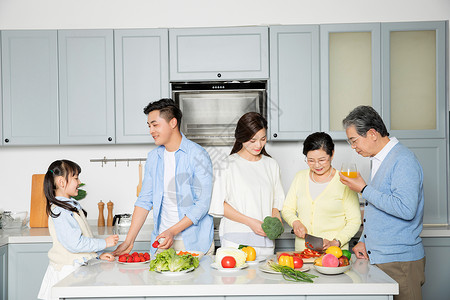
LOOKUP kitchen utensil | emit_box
[1,211,28,229]
[30,174,48,228]
[137,162,143,197]
[107,201,114,226]
[113,214,132,227]
[98,201,105,227]
[305,234,324,252]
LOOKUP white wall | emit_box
[0,0,448,221]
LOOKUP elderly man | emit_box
[339,105,425,300]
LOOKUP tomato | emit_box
[293,257,304,269]
[221,256,236,268]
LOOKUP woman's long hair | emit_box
[44,160,86,218]
[230,112,271,157]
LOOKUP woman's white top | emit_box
[209,153,285,248]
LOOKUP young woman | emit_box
[38,160,118,300]
[209,112,285,257]
[282,132,361,251]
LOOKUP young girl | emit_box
[209,112,285,257]
[38,160,119,300]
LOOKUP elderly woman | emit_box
[282,132,361,251]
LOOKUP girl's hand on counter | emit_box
[112,240,133,256]
[99,252,115,262]
[247,218,266,236]
[292,220,307,238]
[105,234,119,248]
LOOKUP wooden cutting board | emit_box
[30,174,48,228]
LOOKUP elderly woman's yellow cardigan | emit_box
[281,169,361,251]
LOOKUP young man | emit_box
[339,105,425,300]
[113,98,214,255]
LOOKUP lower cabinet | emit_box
[8,243,51,300]
[0,245,7,300]
[422,237,450,299]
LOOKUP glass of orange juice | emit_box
[341,163,357,178]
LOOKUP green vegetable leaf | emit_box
[149,249,199,272]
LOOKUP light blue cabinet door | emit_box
[114,29,169,144]
[400,139,448,225]
[59,30,115,145]
[269,25,320,141]
[422,237,450,300]
[0,33,3,146]
[8,243,51,300]
[1,30,59,145]
[381,21,446,139]
[320,23,381,140]
[169,27,269,81]
[0,245,7,300]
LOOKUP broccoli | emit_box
[261,216,284,240]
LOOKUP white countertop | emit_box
[2,222,450,247]
[52,255,398,298]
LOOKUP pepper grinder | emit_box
[98,201,105,227]
[107,201,114,227]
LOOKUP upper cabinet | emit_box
[58,30,115,145]
[381,21,446,139]
[169,27,269,81]
[114,29,169,144]
[269,25,320,141]
[1,30,59,145]
[320,23,381,139]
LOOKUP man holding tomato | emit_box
[113,99,214,256]
[340,106,425,300]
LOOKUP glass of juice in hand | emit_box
[341,163,357,178]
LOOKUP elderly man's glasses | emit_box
[346,136,360,146]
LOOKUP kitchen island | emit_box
[52,255,398,300]
[2,224,450,299]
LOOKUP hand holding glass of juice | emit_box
[341,163,357,178]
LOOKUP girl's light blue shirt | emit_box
[52,197,106,254]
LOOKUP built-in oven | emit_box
[172,81,267,146]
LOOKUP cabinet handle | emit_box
[4,138,9,143]
[217,73,222,78]
[108,137,113,142]
[273,133,277,138]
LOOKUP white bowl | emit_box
[313,263,351,275]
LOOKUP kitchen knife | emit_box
[290,229,324,252]
[305,234,323,252]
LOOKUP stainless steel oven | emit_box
[172,81,267,146]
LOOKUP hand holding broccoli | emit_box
[261,216,284,240]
